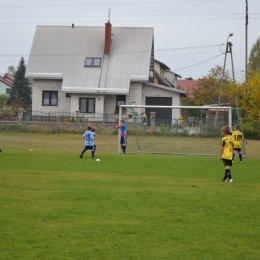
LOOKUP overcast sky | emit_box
[0,0,259,80]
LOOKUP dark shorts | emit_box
[84,145,94,150]
[234,148,241,152]
[120,136,127,144]
[223,159,232,166]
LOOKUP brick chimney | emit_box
[104,22,112,55]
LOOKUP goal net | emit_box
[118,105,246,157]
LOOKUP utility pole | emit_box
[223,42,235,81]
[245,0,248,77]
[215,34,235,125]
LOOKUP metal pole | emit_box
[228,107,232,129]
[222,43,228,79]
[245,0,248,76]
[215,41,228,125]
[217,43,228,106]
[118,106,122,154]
[229,42,238,111]
[229,43,235,81]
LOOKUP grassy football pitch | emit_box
[0,133,260,260]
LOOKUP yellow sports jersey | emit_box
[220,136,233,160]
[231,130,243,148]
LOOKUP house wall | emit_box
[154,62,160,76]
[32,79,106,117]
[165,71,178,87]
[142,84,181,119]
[32,79,71,114]
[31,79,182,122]
[154,62,165,77]
[0,82,11,95]
[128,82,142,115]
[103,83,143,116]
[71,94,105,117]
[104,95,117,115]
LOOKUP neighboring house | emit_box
[165,71,182,88]
[0,73,13,95]
[204,103,230,122]
[25,23,187,121]
[154,59,181,88]
[178,78,199,98]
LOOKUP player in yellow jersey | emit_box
[231,124,248,163]
[220,126,234,183]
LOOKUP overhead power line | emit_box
[173,53,224,71]
[0,18,255,25]
[0,44,224,58]
[0,1,228,8]
[0,50,222,63]
[0,13,246,19]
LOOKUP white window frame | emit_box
[84,58,102,67]
[42,91,58,106]
[79,98,95,113]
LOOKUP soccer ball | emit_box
[96,159,100,161]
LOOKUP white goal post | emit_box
[117,105,237,156]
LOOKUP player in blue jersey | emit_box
[91,126,98,157]
[115,120,127,154]
[79,124,95,159]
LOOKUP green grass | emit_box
[0,133,260,259]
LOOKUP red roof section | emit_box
[0,73,14,87]
[178,79,199,98]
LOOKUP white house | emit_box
[25,22,186,120]
[0,73,13,95]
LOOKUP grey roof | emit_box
[144,82,187,97]
[26,25,154,94]
[154,59,170,71]
[170,71,182,78]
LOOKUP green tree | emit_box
[8,57,31,110]
[181,96,200,118]
[193,66,231,106]
[0,94,8,109]
[248,37,260,73]
[7,65,16,77]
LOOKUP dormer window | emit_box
[84,58,102,67]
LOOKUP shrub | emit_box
[0,124,25,131]
[243,121,260,140]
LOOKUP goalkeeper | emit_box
[115,120,127,154]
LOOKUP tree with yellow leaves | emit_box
[239,71,260,121]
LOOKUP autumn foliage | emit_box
[182,65,260,122]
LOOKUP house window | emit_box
[116,95,125,107]
[66,93,71,98]
[84,58,102,67]
[42,91,58,106]
[116,95,126,106]
[6,88,11,94]
[79,98,95,113]
[115,95,126,112]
